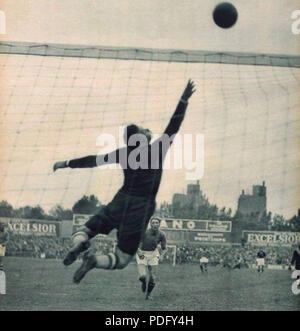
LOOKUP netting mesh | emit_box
[0,42,299,217]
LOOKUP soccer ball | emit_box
[213,2,238,29]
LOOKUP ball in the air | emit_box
[213,2,238,29]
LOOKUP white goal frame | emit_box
[166,244,177,267]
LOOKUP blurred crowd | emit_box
[4,232,294,268]
[5,233,71,259]
[5,233,115,259]
[175,244,293,268]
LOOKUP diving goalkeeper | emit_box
[53,80,195,284]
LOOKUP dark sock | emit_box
[147,279,155,295]
[139,276,146,283]
[139,276,147,292]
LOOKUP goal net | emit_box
[0,42,299,219]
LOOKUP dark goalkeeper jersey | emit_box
[68,100,188,200]
[140,229,167,252]
[291,250,300,270]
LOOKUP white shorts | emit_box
[257,258,265,266]
[136,250,159,266]
[0,245,6,257]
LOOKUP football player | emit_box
[199,255,209,273]
[136,217,167,300]
[257,249,266,273]
[53,80,195,284]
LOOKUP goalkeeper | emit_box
[53,80,195,284]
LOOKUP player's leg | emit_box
[72,195,156,283]
[137,263,148,293]
[136,253,148,293]
[257,260,260,273]
[200,263,204,273]
[146,265,157,300]
[73,246,134,284]
[64,208,115,266]
[63,225,95,266]
[89,195,154,275]
[73,229,142,284]
[258,259,265,273]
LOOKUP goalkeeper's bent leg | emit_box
[73,247,134,284]
[94,246,133,270]
[63,226,96,266]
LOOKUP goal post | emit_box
[166,244,177,267]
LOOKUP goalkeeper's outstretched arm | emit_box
[163,79,196,137]
[53,150,120,172]
[53,155,97,172]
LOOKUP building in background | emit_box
[237,181,267,217]
[172,181,208,218]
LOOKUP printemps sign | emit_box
[159,219,232,232]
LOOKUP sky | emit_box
[0,0,299,218]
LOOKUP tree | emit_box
[72,195,101,215]
[14,205,47,219]
[49,204,73,220]
[289,214,300,232]
[259,211,272,230]
[0,200,14,217]
[226,208,232,218]
[272,214,288,231]
[219,207,227,220]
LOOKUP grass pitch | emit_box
[0,257,299,311]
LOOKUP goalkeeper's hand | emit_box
[53,161,68,172]
[180,79,196,102]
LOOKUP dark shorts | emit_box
[85,191,156,255]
